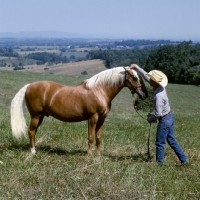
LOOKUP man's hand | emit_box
[130,64,138,69]
[147,118,157,123]
[147,113,151,118]
[147,113,157,123]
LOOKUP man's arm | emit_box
[130,64,150,83]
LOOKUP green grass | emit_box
[0,70,200,199]
[61,50,88,58]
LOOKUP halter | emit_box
[124,70,144,94]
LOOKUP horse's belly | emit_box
[47,103,93,122]
[49,111,92,122]
[46,89,108,122]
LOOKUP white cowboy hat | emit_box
[146,70,168,87]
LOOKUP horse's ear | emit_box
[123,66,132,75]
[123,66,128,71]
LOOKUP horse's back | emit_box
[28,80,64,90]
[25,81,64,112]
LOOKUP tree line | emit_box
[27,52,69,65]
[114,39,179,47]
[0,47,18,57]
[87,41,200,85]
[1,40,200,85]
[86,47,152,68]
[144,41,200,85]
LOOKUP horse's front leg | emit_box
[87,115,98,155]
[95,118,105,155]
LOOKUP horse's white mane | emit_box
[84,67,139,89]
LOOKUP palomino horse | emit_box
[10,66,148,155]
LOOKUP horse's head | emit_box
[123,67,148,99]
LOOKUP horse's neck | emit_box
[100,83,124,102]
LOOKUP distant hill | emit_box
[0,31,94,38]
[21,59,107,76]
[0,31,124,39]
[0,31,200,41]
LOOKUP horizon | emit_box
[1,0,200,42]
[0,30,199,42]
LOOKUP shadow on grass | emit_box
[37,145,87,156]
[8,143,30,151]
[8,143,87,156]
[7,143,153,162]
[105,152,153,163]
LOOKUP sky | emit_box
[1,0,200,40]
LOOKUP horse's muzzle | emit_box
[137,90,148,100]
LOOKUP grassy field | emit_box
[0,46,96,72]
[14,46,92,57]
[0,70,200,199]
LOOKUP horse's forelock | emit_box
[131,69,139,79]
[85,67,125,89]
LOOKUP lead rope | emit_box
[133,96,152,161]
[147,122,152,161]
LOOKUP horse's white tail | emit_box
[10,84,30,139]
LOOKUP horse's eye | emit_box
[132,75,137,80]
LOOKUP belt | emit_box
[159,111,170,119]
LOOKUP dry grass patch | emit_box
[22,59,106,76]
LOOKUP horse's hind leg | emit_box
[28,115,44,154]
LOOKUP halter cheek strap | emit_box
[125,71,143,94]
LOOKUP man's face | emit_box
[150,79,159,89]
[149,79,155,87]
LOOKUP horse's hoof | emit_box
[96,151,101,156]
[87,150,92,156]
[30,147,36,155]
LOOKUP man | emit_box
[131,64,189,165]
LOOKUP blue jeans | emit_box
[155,112,188,163]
